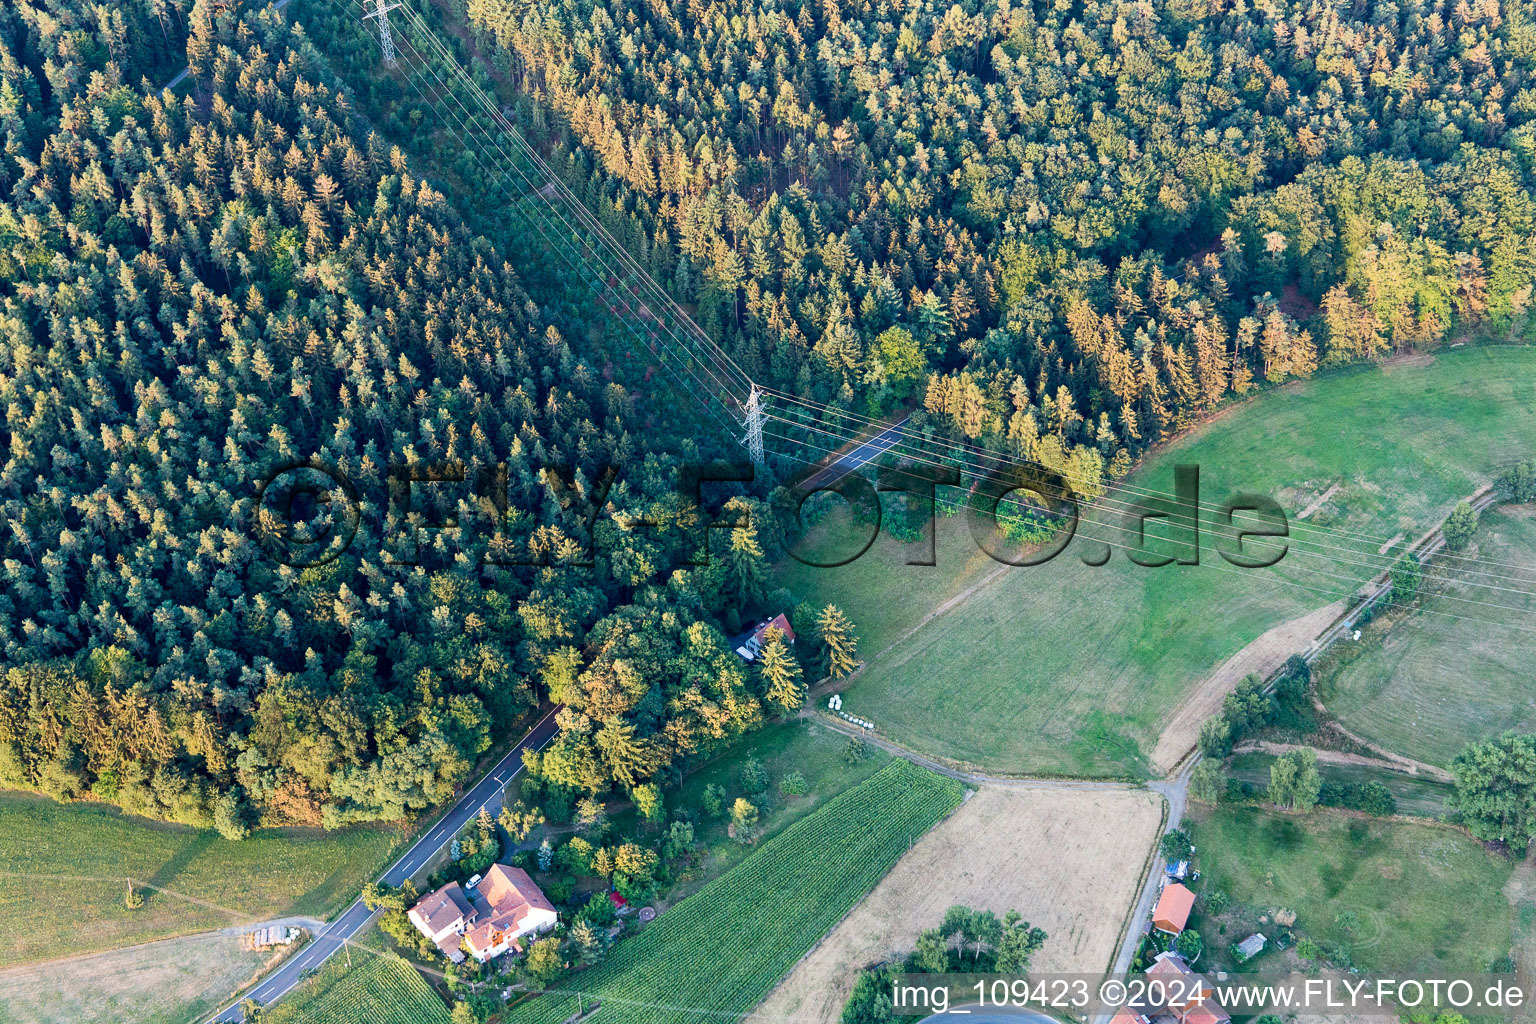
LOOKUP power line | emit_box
[339,0,1536,620]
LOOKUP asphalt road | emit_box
[206,707,562,1022]
[797,415,909,491]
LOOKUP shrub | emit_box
[1160,829,1194,863]
[1442,501,1479,551]
[1190,761,1225,804]
[1389,552,1423,604]
[542,876,575,904]
[1198,716,1233,758]
[730,797,760,843]
[1319,779,1397,816]
[779,771,809,797]
[739,756,770,795]
[1501,460,1536,503]
[576,891,618,927]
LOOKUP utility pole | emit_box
[362,0,402,67]
[743,385,765,466]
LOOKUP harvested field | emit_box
[751,786,1164,1024]
[0,932,272,1024]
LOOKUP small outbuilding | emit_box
[1234,933,1267,961]
[1151,882,1196,935]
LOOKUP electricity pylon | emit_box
[362,0,402,66]
[743,386,765,466]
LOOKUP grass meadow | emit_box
[1320,505,1536,768]
[1189,804,1516,975]
[0,791,400,964]
[0,932,273,1024]
[781,347,1536,776]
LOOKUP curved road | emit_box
[797,416,909,491]
[207,707,561,1022]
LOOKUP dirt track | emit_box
[1233,741,1454,783]
[1149,599,1348,773]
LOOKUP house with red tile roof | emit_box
[407,881,474,962]
[462,864,559,962]
[1152,881,1196,935]
[408,865,558,964]
[733,613,796,662]
[1144,951,1231,1024]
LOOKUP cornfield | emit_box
[512,759,964,1023]
[280,952,453,1024]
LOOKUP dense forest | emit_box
[0,0,824,833]
[466,0,1536,487]
[3,0,1535,836]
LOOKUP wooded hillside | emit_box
[467,0,1536,488]
[0,0,787,832]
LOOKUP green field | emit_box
[264,952,452,1024]
[1225,752,1454,818]
[0,792,400,965]
[509,759,964,1024]
[783,347,1536,776]
[1189,804,1516,974]
[1320,506,1536,768]
[607,719,892,901]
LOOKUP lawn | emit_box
[1319,505,1536,768]
[508,759,964,1024]
[1225,752,1454,818]
[606,718,893,902]
[782,347,1536,776]
[0,792,401,965]
[264,952,452,1024]
[1188,803,1516,975]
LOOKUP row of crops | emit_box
[511,758,965,1024]
[268,952,453,1024]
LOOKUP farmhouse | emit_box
[1151,882,1196,935]
[733,613,796,662]
[408,865,558,963]
[462,864,559,962]
[407,881,476,962]
[1113,952,1231,1024]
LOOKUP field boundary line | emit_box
[1103,789,1169,978]
[807,710,1142,789]
[737,791,973,1024]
